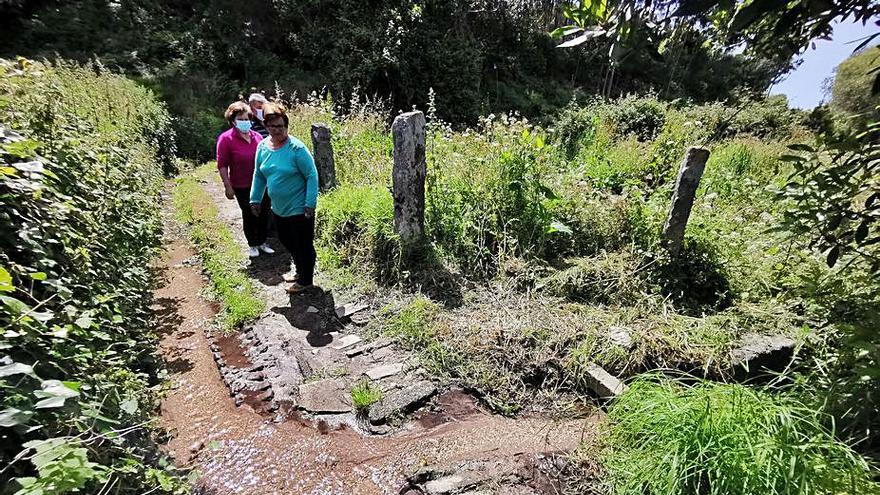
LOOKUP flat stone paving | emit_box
[205,177,447,434]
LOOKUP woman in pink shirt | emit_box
[216,101,274,258]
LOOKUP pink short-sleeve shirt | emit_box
[216,127,263,189]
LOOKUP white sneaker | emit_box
[258,244,275,254]
[247,247,260,258]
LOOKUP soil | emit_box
[156,183,602,494]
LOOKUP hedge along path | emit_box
[159,165,601,494]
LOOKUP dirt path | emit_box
[155,182,600,494]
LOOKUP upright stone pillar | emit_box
[661,146,710,256]
[311,123,336,191]
[391,111,427,243]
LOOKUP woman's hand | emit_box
[304,207,315,219]
[224,184,235,200]
[250,204,261,217]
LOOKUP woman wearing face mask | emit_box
[248,93,269,139]
[216,101,274,258]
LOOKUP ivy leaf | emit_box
[0,266,13,292]
[34,380,79,409]
[0,362,37,378]
[28,272,47,281]
[548,220,573,234]
[0,407,34,427]
[119,398,138,415]
[74,316,93,329]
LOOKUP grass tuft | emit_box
[351,380,382,410]
[172,163,264,329]
[603,375,880,495]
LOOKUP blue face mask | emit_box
[234,120,252,132]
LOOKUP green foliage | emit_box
[777,124,879,272]
[14,438,105,495]
[172,165,264,329]
[604,376,880,495]
[1,0,784,162]
[350,380,382,410]
[382,296,439,349]
[0,58,183,493]
[831,46,880,129]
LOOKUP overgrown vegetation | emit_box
[172,163,264,330]
[603,376,879,495]
[0,58,183,493]
[284,85,878,470]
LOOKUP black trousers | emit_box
[233,187,270,247]
[274,213,316,286]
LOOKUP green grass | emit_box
[172,164,264,329]
[603,375,880,495]
[350,380,382,410]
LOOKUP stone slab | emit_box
[730,333,796,376]
[331,334,363,350]
[369,380,437,424]
[365,363,404,380]
[584,363,627,399]
[297,378,350,413]
[335,302,369,319]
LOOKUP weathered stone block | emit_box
[369,380,437,424]
[661,147,710,256]
[392,111,427,243]
[311,123,336,191]
[297,378,350,413]
[365,363,404,380]
[584,363,627,399]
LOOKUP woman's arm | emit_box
[296,146,319,218]
[249,146,269,215]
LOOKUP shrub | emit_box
[604,376,880,495]
[607,95,667,142]
[0,59,182,493]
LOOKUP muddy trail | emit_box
[155,178,601,494]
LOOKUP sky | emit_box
[770,18,879,109]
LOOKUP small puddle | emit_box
[214,333,252,368]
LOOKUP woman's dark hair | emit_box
[262,102,289,127]
[223,101,251,124]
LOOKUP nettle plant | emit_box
[0,59,183,493]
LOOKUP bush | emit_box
[608,95,667,142]
[0,59,182,493]
[604,376,880,495]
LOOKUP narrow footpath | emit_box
[155,179,600,495]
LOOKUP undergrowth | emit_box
[172,164,263,329]
[603,375,880,495]
[0,59,185,494]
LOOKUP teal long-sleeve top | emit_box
[250,136,318,216]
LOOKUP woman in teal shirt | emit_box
[250,103,319,294]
